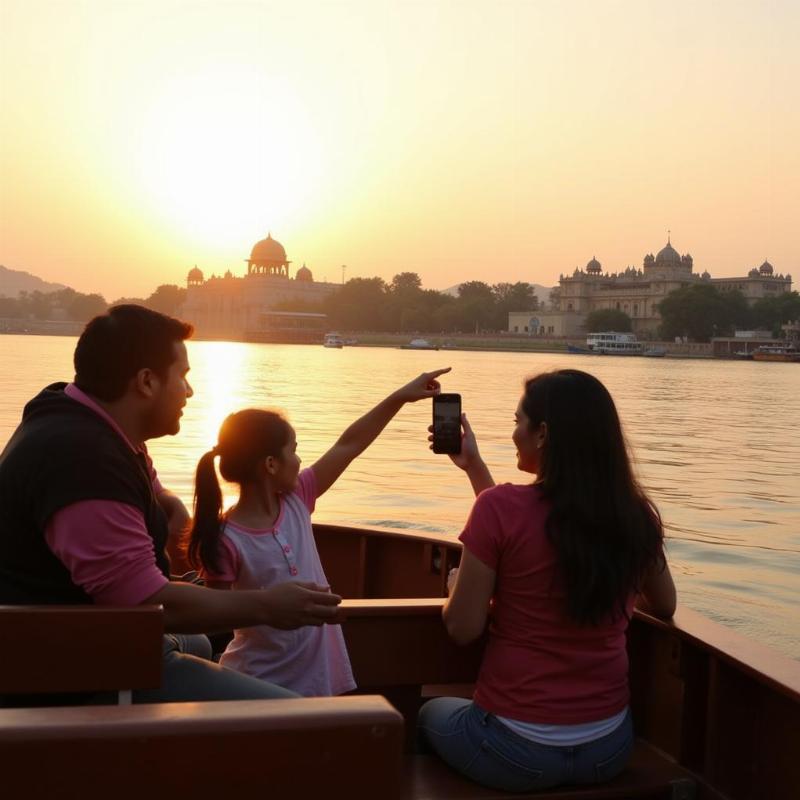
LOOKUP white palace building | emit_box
[509,238,792,338]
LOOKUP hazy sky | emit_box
[1,0,798,299]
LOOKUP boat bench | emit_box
[0,604,403,799]
[0,696,403,799]
[0,604,163,704]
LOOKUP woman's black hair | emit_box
[188,409,292,575]
[522,369,665,625]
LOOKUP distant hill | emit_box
[441,282,553,305]
[0,265,67,298]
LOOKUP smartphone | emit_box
[433,393,462,455]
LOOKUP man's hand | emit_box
[260,581,343,629]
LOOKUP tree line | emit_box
[0,285,187,323]
[585,286,800,342]
[278,272,540,333]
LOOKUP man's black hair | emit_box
[74,304,194,401]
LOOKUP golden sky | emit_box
[1,0,798,299]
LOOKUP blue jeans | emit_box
[131,635,300,703]
[417,698,634,793]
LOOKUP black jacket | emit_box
[0,383,170,604]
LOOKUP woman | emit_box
[418,369,676,792]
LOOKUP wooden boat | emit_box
[2,523,799,799]
[752,343,800,363]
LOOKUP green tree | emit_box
[324,277,389,330]
[389,272,422,295]
[110,296,148,307]
[0,296,22,318]
[751,292,800,335]
[456,281,496,331]
[658,284,742,341]
[388,272,425,331]
[584,308,632,332]
[67,292,107,322]
[18,290,53,320]
[492,282,538,329]
[146,284,187,316]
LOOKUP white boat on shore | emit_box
[400,338,439,351]
[586,332,643,355]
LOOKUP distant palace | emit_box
[508,239,792,337]
[181,233,338,338]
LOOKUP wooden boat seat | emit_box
[0,605,163,704]
[403,740,696,799]
[0,695,404,799]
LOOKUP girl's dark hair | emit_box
[188,409,292,575]
[74,304,193,401]
[522,369,664,625]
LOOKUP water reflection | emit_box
[1,335,798,659]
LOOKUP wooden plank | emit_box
[340,598,483,687]
[0,605,163,694]
[0,696,404,800]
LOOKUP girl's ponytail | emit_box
[188,449,224,575]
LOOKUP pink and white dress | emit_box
[207,467,355,697]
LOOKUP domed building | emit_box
[248,233,290,277]
[510,236,793,337]
[180,233,339,339]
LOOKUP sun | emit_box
[137,63,323,248]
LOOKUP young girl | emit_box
[418,369,676,792]
[188,368,449,697]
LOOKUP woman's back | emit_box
[462,483,633,724]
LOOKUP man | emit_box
[0,305,341,702]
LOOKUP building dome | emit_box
[586,256,602,273]
[187,266,204,284]
[250,233,287,264]
[655,241,681,265]
[296,264,313,282]
[759,260,774,275]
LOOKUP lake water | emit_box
[2,334,799,659]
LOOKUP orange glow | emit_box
[1,1,797,299]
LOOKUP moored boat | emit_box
[400,338,440,351]
[323,332,345,348]
[752,342,800,362]
[586,332,644,355]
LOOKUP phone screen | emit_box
[433,394,462,455]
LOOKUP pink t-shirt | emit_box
[43,384,169,605]
[205,468,355,697]
[460,483,634,725]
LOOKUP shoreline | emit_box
[0,325,722,359]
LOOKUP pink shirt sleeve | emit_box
[200,536,240,584]
[295,467,318,514]
[458,487,503,571]
[45,500,169,605]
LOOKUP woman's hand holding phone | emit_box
[428,412,479,469]
[429,412,495,495]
